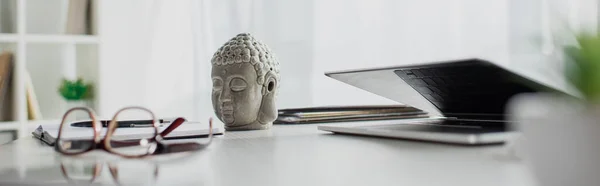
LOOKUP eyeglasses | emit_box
[55,106,213,158]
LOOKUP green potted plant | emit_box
[58,78,94,109]
[564,33,600,103]
[508,32,600,186]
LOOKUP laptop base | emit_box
[318,122,514,145]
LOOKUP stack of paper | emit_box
[275,105,428,124]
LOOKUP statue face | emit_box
[211,63,263,127]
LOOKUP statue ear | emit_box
[258,71,278,124]
[261,71,277,95]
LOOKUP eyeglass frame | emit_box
[54,106,214,158]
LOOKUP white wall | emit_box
[26,44,70,118]
[99,0,316,121]
[459,0,510,64]
[191,0,315,119]
[97,0,157,117]
[96,0,512,118]
[311,0,513,114]
[96,0,595,120]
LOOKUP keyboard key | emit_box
[429,86,443,93]
[414,86,432,94]
[431,93,444,101]
[395,70,417,78]
[395,71,407,78]
[431,101,444,109]
[423,94,437,101]
[429,69,439,76]
[432,77,445,85]
[409,79,426,85]
[411,69,424,77]
[441,77,453,84]
[424,78,437,86]
[420,69,431,76]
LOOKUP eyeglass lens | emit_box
[106,108,159,156]
[57,108,98,154]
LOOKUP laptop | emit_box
[318,58,556,145]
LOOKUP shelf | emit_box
[25,34,99,44]
[0,34,18,42]
[0,121,20,131]
[25,119,61,131]
[0,34,99,44]
[2,0,101,140]
[0,120,61,133]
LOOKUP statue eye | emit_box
[230,78,247,92]
[213,78,223,90]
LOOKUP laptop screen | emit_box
[394,59,540,120]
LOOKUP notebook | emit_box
[32,120,223,146]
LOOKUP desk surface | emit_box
[0,124,535,186]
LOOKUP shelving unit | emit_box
[0,0,101,139]
[0,34,98,43]
[25,34,99,44]
[0,34,17,42]
[0,121,18,131]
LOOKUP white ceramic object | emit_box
[65,100,93,120]
[508,93,600,186]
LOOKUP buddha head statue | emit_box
[211,33,281,131]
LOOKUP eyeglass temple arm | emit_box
[158,118,214,154]
[160,117,187,137]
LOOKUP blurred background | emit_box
[0,0,596,143]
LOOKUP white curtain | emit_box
[133,0,597,120]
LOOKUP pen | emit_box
[70,119,170,128]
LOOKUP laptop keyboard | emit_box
[393,61,533,115]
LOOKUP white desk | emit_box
[0,124,536,186]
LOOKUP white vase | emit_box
[65,100,93,120]
[65,100,91,109]
[507,93,600,186]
